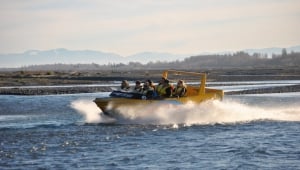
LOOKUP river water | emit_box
[0,81,300,169]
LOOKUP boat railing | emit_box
[163,70,207,96]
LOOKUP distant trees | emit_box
[282,48,287,57]
[6,49,299,71]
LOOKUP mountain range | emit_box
[0,45,299,68]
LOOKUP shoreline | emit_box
[0,68,299,95]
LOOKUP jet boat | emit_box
[94,70,224,116]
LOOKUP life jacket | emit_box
[158,84,172,97]
[142,87,154,95]
[134,86,143,93]
[142,87,157,99]
[174,86,186,97]
[156,84,164,95]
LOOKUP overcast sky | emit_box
[1,0,299,56]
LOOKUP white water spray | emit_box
[71,99,300,125]
[113,100,300,125]
[71,100,115,124]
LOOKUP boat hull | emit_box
[94,87,223,116]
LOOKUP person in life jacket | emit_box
[173,80,187,97]
[155,77,166,95]
[120,80,130,91]
[147,79,155,90]
[142,81,155,99]
[156,79,173,97]
[133,80,143,93]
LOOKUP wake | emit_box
[70,100,116,124]
[71,99,300,125]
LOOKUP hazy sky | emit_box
[1,0,300,56]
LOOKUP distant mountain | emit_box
[126,52,189,64]
[0,49,190,68]
[0,45,299,68]
[0,48,125,68]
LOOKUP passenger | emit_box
[147,79,155,90]
[155,77,166,95]
[133,80,143,93]
[173,80,187,97]
[120,80,130,91]
[156,79,173,97]
[142,81,155,99]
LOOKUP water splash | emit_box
[115,100,300,125]
[71,99,300,125]
[71,100,115,124]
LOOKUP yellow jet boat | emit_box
[94,70,224,116]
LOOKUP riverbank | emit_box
[0,67,299,95]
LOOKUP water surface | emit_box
[0,81,300,169]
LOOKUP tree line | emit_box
[7,50,300,71]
